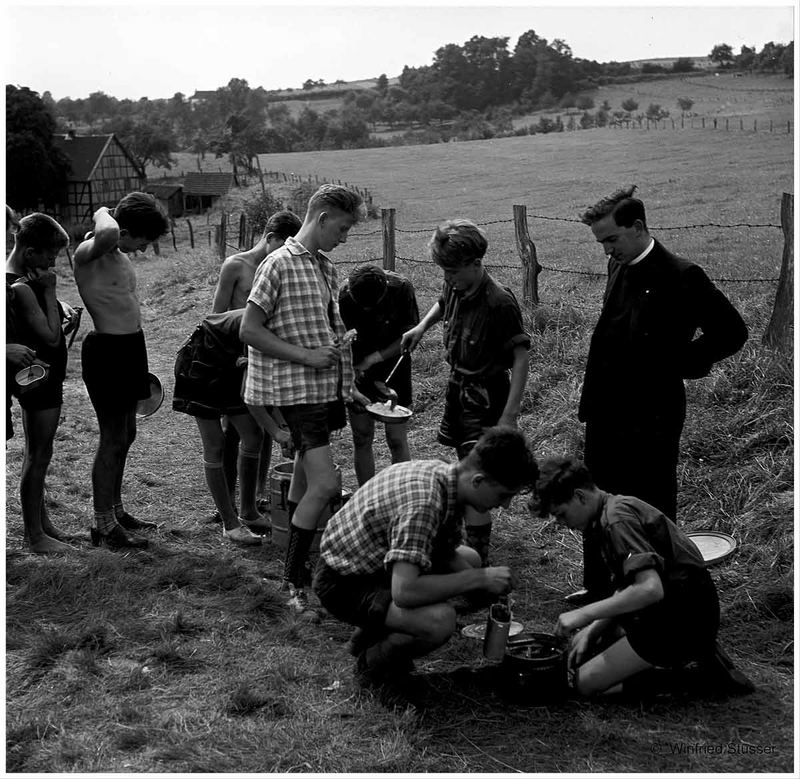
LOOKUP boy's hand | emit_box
[305,345,340,369]
[6,344,36,369]
[555,608,591,638]
[349,387,371,410]
[400,325,423,353]
[26,268,57,289]
[567,625,595,669]
[482,566,513,595]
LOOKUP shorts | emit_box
[12,340,67,413]
[82,330,150,413]
[621,568,720,668]
[313,560,393,630]
[280,400,346,454]
[438,371,510,456]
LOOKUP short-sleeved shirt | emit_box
[439,270,531,377]
[244,236,354,406]
[585,494,707,590]
[319,460,464,576]
[339,271,419,403]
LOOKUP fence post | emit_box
[513,204,540,309]
[763,193,794,353]
[187,219,194,249]
[151,240,160,256]
[170,219,177,251]
[381,208,396,271]
[238,213,247,249]
[218,213,227,260]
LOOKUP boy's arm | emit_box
[555,569,664,637]
[74,207,119,265]
[245,403,291,443]
[497,343,530,427]
[240,301,340,369]
[12,276,62,348]
[400,300,442,353]
[211,259,239,313]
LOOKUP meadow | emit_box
[4,119,794,772]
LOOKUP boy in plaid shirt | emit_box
[241,185,370,614]
[313,427,539,697]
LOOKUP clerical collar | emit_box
[629,238,655,267]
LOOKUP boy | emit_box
[535,456,754,697]
[74,192,170,549]
[240,185,371,614]
[210,210,302,522]
[401,218,530,565]
[313,427,538,703]
[338,263,419,485]
[6,213,74,553]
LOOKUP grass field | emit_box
[5,118,795,772]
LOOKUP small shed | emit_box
[183,172,234,212]
[145,183,184,218]
[51,132,146,225]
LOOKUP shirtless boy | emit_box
[74,192,169,549]
[211,211,301,518]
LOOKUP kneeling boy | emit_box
[535,456,754,697]
[313,427,539,691]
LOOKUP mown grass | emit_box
[5,111,794,773]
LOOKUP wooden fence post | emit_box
[381,208,396,271]
[170,220,177,251]
[238,213,247,249]
[151,240,160,256]
[513,204,540,309]
[187,219,194,249]
[218,213,227,259]
[763,193,794,353]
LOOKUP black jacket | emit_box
[579,239,748,425]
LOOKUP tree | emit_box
[676,96,694,116]
[710,43,735,68]
[672,57,695,73]
[6,85,71,210]
[621,98,639,112]
[376,73,389,94]
[646,103,669,121]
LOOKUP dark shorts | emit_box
[438,372,510,456]
[82,330,150,414]
[621,568,720,668]
[280,400,346,454]
[313,560,393,630]
[12,342,67,413]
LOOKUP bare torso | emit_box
[74,246,141,334]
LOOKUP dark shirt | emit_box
[579,240,748,424]
[584,493,707,593]
[438,270,531,377]
[339,271,419,389]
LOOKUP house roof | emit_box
[190,90,217,101]
[52,133,145,181]
[183,172,234,197]
[145,183,183,198]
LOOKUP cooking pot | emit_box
[500,632,569,703]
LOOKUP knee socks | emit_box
[283,509,315,589]
[466,522,493,567]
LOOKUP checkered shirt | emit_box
[243,237,354,406]
[319,460,465,575]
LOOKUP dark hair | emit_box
[463,426,539,490]
[428,218,488,269]
[534,456,596,516]
[348,264,388,308]
[266,210,301,240]
[114,192,170,240]
[579,185,648,230]
[6,205,20,233]
[15,213,69,251]
[306,185,366,222]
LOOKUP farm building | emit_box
[51,132,146,225]
[189,90,217,109]
[182,172,234,212]
[145,183,184,218]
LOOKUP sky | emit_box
[3,1,796,101]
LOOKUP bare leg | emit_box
[574,636,653,696]
[349,409,376,486]
[257,433,273,506]
[384,420,410,464]
[20,406,71,554]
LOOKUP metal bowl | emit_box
[136,372,164,418]
[365,401,412,425]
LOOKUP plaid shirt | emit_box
[319,460,464,575]
[243,237,354,405]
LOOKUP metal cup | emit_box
[482,602,512,661]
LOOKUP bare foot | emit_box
[42,523,72,542]
[29,535,74,555]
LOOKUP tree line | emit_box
[6,34,793,210]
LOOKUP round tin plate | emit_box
[461,620,524,640]
[136,372,165,419]
[685,531,738,566]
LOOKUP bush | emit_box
[576,95,595,110]
[288,181,318,215]
[242,188,286,234]
[621,98,639,112]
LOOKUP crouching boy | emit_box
[313,427,539,700]
[535,456,754,697]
